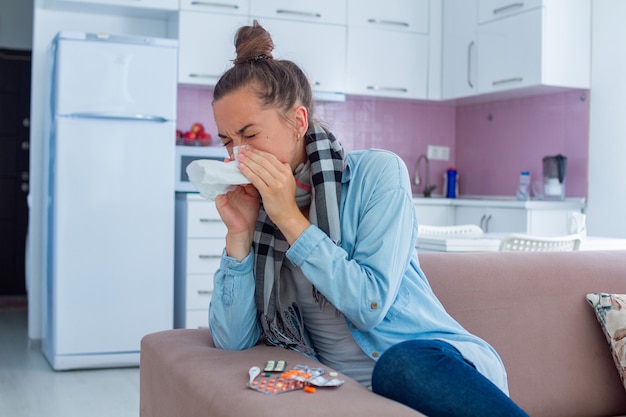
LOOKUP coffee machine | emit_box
[542,154,567,200]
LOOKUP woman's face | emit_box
[213,86,308,171]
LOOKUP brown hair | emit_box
[213,20,314,123]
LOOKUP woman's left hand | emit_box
[237,147,309,243]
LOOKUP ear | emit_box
[293,105,308,138]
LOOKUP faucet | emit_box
[413,154,437,197]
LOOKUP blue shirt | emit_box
[209,149,509,393]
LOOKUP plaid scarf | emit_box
[253,123,346,355]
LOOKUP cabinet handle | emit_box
[198,254,213,259]
[197,290,211,295]
[276,9,321,19]
[191,1,239,9]
[492,77,523,86]
[367,85,408,93]
[493,2,524,15]
[188,73,221,80]
[467,41,475,88]
[484,214,492,233]
[479,214,486,231]
[198,218,220,223]
[367,18,410,28]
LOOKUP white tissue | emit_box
[186,159,250,200]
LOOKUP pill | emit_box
[304,386,316,393]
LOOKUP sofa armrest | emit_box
[140,329,423,417]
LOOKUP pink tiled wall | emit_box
[178,86,589,197]
[455,90,589,198]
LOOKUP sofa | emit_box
[140,250,626,417]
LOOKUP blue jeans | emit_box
[371,340,529,417]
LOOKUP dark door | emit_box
[0,49,31,295]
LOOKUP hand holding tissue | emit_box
[186,147,250,200]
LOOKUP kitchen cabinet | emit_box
[179,0,249,15]
[413,197,585,235]
[174,194,226,329]
[44,0,178,12]
[413,198,455,227]
[259,19,347,94]
[178,11,250,86]
[455,206,527,233]
[250,0,346,25]
[476,0,590,95]
[347,28,428,99]
[346,0,430,99]
[477,0,543,23]
[246,1,348,96]
[441,0,478,99]
[441,0,590,99]
[453,199,584,234]
[348,0,428,32]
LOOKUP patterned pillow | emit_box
[586,293,626,391]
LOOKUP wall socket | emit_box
[427,145,450,161]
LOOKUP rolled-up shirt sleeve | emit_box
[209,248,261,350]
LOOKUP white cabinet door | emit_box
[346,0,430,99]
[478,0,543,23]
[251,0,347,25]
[186,199,227,238]
[455,206,528,233]
[347,27,428,99]
[476,1,590,95]
[178,11,250,85]
[348,0,429,33]
[414,203,455,227]
[262,19,346,94]
[443,0,590,99]
[180,0,249,14]
[49,0,178,10]
[527,209,579,235]
[186,273,216,310]
[477,8,542,93]
[441,0,478,99]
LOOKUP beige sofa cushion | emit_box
[140,329,424,417]
[420,250,626,417]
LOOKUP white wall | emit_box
[586,0,626,238]
[27,1,174,338]
[0,0,33,50]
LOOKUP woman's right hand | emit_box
[215,183,260,261]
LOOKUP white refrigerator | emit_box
[42,32,177,370]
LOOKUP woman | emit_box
[208,20,529,417]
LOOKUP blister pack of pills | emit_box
[247,363,344,395]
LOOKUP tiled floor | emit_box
[0,308,140,417]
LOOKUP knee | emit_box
[372,340,439,389]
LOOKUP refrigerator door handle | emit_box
[66,112,169,123]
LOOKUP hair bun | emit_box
[233,20,274,65]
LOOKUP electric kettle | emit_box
[542,154,567,200]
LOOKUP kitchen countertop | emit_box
[412,195,586,209]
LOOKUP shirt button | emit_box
[370,302,378,309]
[351,324,358,329]
[372,352,379,358]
